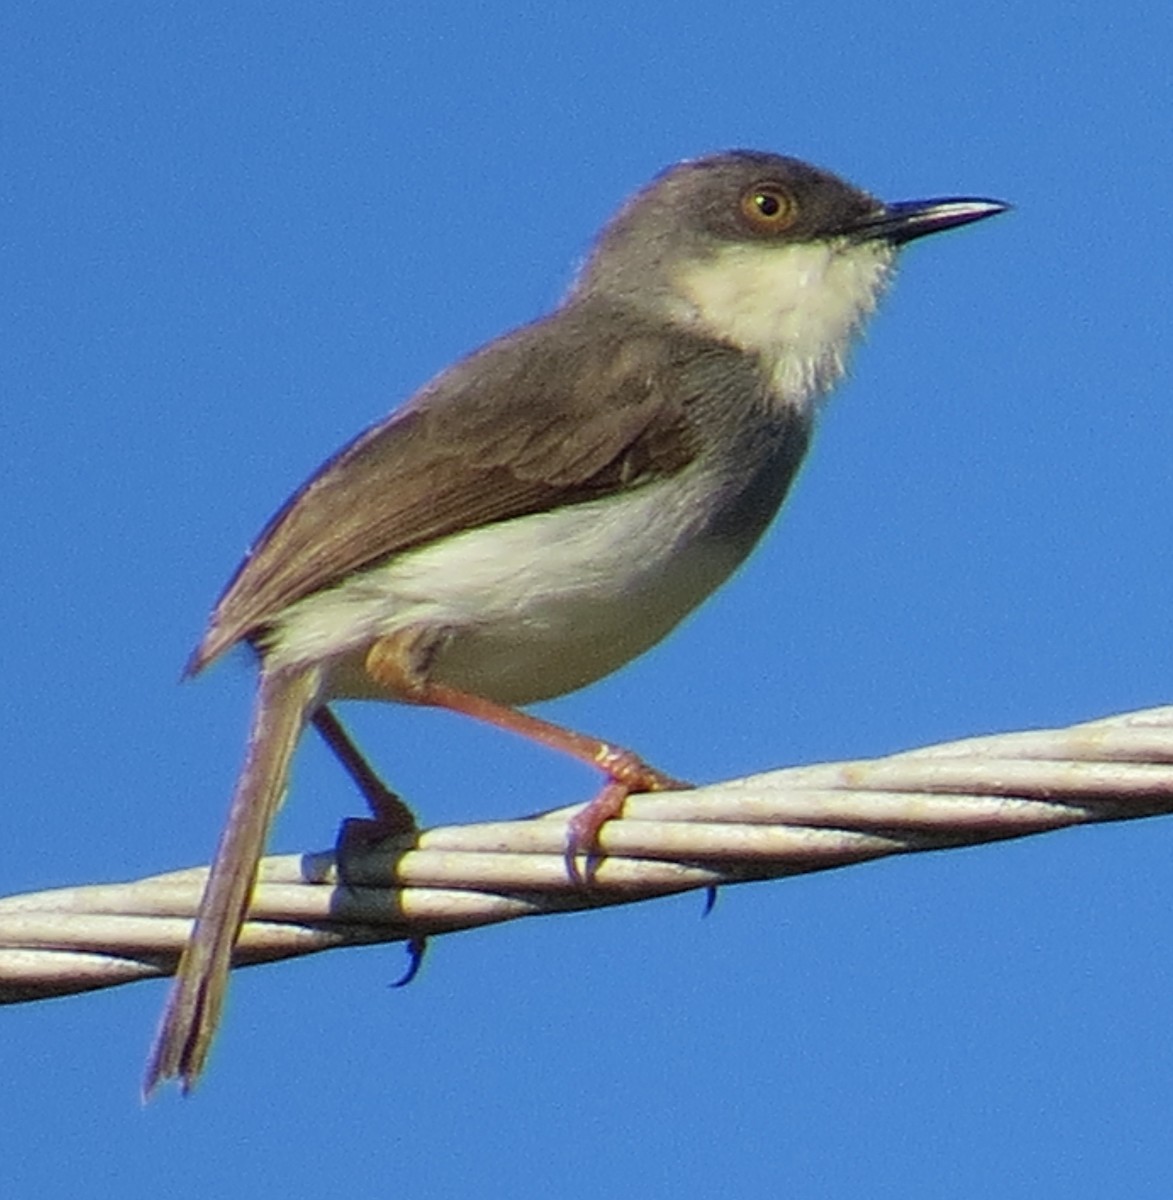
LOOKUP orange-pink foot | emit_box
[564,763,690,883]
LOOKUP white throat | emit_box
[670,239,897,410]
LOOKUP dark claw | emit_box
[563,842,599,887]
[392,936,428,987]
[563,779,630,884]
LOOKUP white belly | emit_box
[266,468,755,705]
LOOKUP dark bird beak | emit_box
[852,197,1010,245]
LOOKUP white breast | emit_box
[671,238,896,408]
[266,464,753,705]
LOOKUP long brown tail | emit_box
[143,665,320,1096]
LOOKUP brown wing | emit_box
[189,306,710,673]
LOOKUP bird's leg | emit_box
[312,705,428,982]
[364,634,690,882]
[311,705,418,893]
[312,706,418,833]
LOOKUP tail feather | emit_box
[144,665,320,1096]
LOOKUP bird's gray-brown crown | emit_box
[608,152,879,249]
[572,150,1007,307]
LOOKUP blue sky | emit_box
[4,3,1173,1196]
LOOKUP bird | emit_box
[144,149,1007,1093]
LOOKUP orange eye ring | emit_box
[739,183,797,232]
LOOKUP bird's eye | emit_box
[739,183,797,232]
